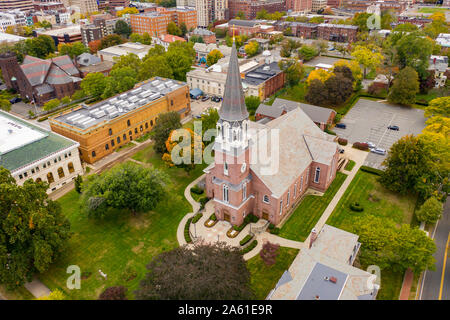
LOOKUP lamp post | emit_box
[194,223,197,238]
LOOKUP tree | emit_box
[100,34,126,50]
[245,96,260,117]
[315,40,328,56]
[42,98,60,111]
[387,66,419,106]
[0,98,11,112]
[259,242,280,266]
[38,289,65,300]
[334,43,349,58]
[310,16,325,24]
[99,286,128,300]
[129,33,143,43]
[152,111,182,154]
[306,68,331,86]
[88,39,101,54]
[80,162,167,217]
[298,44,318,61]
[134,242,254,300]
[416,196,443,224]
[206,49,223,66]
[165,42,195,81]
[244,41,259,57]
[351,45,384,79]
[0,168,71,289]
[278,59,304,87]
[351,12,372,32]
[167,21,182,36]
[352,215,436,273]
[80,72,107,99]
[333,59,362,87]
[74,175,83,194]
[200,108,219,136]
[425,97,450,118]
[380,135,435,196]
[116,7,139,17]
[424,13,449,39]
[60,96,71,105]
[139,55,173,81]
[114,20,132,38]
[162,128,204,171]
[395,32,434,79]
[58,42,89,59]
[305,79,329,106]
[180,23,187,37]
[189,35,204,44]
[102,67,137,99]
[393,23,418,33]
[71,89,86,101]
[24,35,55,59]
[112,53,142,75]
[324,73,353,105]
[256,9,268,19]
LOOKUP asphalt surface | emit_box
[419,196,450,300]
[333,99,426,169]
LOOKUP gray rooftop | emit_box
[244,62,282,86]
[53,77,186,131]
[296,262,348,300]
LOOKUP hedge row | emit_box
[184,217,192,243]
[191,185,204,195]
[241,240,258,254]
[233,213,259,232]
[360,165,384,176]
[192,213,203,224]
[353,142,369,151]
[350,202,364,212]
[239,234,254,246]
[338,138,348,146]
[199,197,209,210]
[268,223,280,235]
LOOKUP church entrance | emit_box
[262,210,269,220]
[223,211,231,222]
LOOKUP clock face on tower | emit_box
[241,163,246,173]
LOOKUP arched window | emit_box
[150,120,153,126]
[314,167,321,183]
[127,119,131,127]
[109,128,112,135]
[57,167,65,179]
[145,122,148,129]
[47,172,55,184]
[223,185,229,203]
[224,162,228,175]
[68,162,74,173]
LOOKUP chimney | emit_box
[314,295,320,300]
[309,228,318,249]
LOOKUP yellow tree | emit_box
[162,128,204,171]
[306,68,332,86]
[351,45,384,79]
[117,7,139,17]
[333,59,362,87]
[206,49,224,66]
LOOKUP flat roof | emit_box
[37,25,81,37]
[98,42,152,59]
[244,62,282,85]
[0,110,77,173]
[52,77,186,131]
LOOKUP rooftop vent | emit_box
[329,277,337,284]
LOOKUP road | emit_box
[419,196,450,300]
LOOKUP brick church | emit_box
[204,42,340,226]
[0,52,81,106]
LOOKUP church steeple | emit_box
[218,41,249,122]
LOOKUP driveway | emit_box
[190,98,221,118]
[333,99,426,169]
[304,55,343,67]
[10,101,42,118]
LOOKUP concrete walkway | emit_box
[399,268,414,300]
[24,278,51,299]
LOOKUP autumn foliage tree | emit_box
[162,128,204,171]
[134,242,254,300]
[99,286,128,300]
[259,242,280,266]
[88,40,101,54]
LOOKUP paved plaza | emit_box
[333,99,426,169]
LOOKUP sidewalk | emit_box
[399,268,414,300]
[24,278,51,299]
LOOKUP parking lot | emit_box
[190,97,221,118]
[333,99,426,169]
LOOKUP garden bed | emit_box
[241,240,258,255]
[204,213,218,228]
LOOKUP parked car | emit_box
[336,123,346,129]
[201,95,210,101]
[387,125,399,131]
[338,147,345,154]
[365,142,376,149]
[211,96,222,102]
[194,114,202,119]
[371,148,386,155]
[9,97,21,104]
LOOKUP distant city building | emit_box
[153,34,186,51]
[397,16,431,28]
[216,19,275,37]
[0,52,81,105]
[343,0,407,13]
[49,77,191,164]
[62,0,99,14]
[190,27,217,44]
[311,0,327,12]
[428,55,449,88]
[97,42,153,62]
[326,0,342,8]
[436,33,450,48]
[108,0,131,9]
[0,10,27,32]
[35,25,82,45]
[228,0,286,20]
[0,0,34,11]
[130,12,170,37]
[76,52,114,77]
[317,23,358,42]
[0,110,84,194]
[80,23,103,46]
[286,0,312,13]
[195,0,228,27]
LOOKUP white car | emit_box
[371,148,386,155]
[365,142,376,149]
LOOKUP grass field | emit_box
[247,247,299,300]
[278,82,308,103]
[37,144,206,300]
[278,172,347,242]
[326,169,418,300]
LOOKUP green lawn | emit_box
[38,144,206,300]
[418,7,449,13]
[344,160,356,171]
[326,169,418,300]
[278,82,308,103]
[114,142,135,152]
[278,172,347,242]
[247,247,299,300]
[326,170,417,230]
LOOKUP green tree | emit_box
[206,49,224,66]
[0,167,71,289]
[305,79,329,106]
[387,66,419,106]
[74,175,83,194]
[310,16,325,24]
[114,20,132,38]
[425,97,450,118]
[152,111,182,154]
[298,44,318,61]
[129,33,143,43]
[393,23,418,32]
[416,196,443,224]
[24,35,55,59]
[351,12,372,31]
[200,108,219,136]
[324,73,353,105]
[80,72,107,99]
[102,67,137,99]
[256,9,268,19]
[112,53,142,75]
[167,21,182,36]
[80,162,167,217]
[60,96,71,105]
[100,34,126,50]
[189,35,204,43]
[0,98,11,112]
[278,59,304,86]
[134,242,254,300]
[42,98,60,111]
[395,32,434,79]
[58,42,89,59]
[245,96,260,117]
[351,45,384,78]
[180,22,188,37]
[139,55,173,81]
[165,41,195,81]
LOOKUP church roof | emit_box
[218,41,249,122]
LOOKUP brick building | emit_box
[326,0,342,8]
[190,27,217,44]
[286,0,312,13]
[343,0,407,13]
[290,22,318,38]
[0,52,81,105]
[49,77,191,164]
[130,12,170,36]
[217,19,275,37]
[35,25,82,45]
[317,23,358,42]
[204,42,340,226]
[228,0,286,20]
[0,0,33,11]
